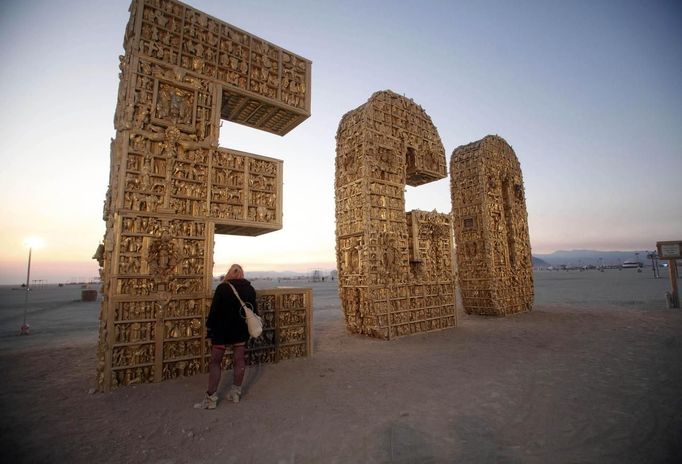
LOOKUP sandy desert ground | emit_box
[1,269,681,463]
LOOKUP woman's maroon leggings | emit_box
[207,344,246,395]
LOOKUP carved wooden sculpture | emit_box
[450,135,533,316]
[96,0,312,391]
[335,90,456,339]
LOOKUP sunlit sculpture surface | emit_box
[450,135,533,316]
[95,0,312,391]
[335,90,456,339]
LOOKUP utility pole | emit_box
[20,246,33,335]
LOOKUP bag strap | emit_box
[227,282,261,344]
[226,282,249,309]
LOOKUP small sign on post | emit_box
[656,241,681,308]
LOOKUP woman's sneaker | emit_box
[226,385,242,403]
[193,393,218,409]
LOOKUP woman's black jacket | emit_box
[206,279,258,345]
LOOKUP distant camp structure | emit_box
[621,260,643,269]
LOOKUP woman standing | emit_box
[195,264,258,409]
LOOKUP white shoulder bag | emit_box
[227,282,263,338]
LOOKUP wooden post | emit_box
[669,260,679,309]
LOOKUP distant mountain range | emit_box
[219,270,336,280]
[533,250,653,267]
[230,251,660,277]
[532,256,551,268]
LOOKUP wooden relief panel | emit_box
[335,90,456,340]
[133,0,310,135]
[450,135,533,316]
[97,0,311,391]
[206,289,313,372]
[108,289,312,388]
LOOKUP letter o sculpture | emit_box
[450,135,534,316]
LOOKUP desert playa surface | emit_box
[1,270,681,463]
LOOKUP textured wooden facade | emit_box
[450,135,533,316]
[335,91,456,339]
[96,0,312,391]
[106,288,312,389]
[129,0,310,135]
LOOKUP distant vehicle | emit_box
[622,260,642,269]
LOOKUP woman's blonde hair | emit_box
[223,263,244,281]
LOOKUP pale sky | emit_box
[0,0,680,284]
